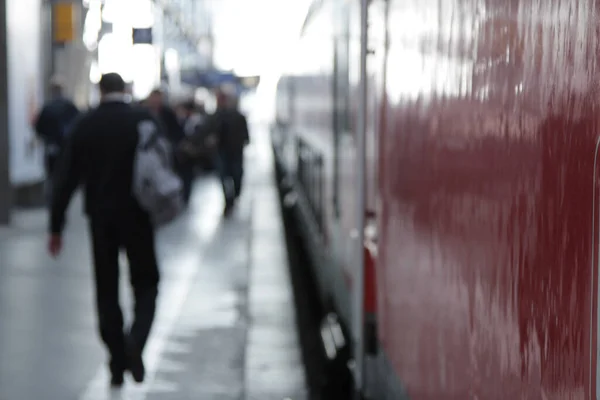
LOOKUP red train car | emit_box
[273,0,600,398]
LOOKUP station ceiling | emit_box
[197,0,313,75]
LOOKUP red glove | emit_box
[48,235,63,257]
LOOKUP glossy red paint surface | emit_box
[376,0,600,398]
[275,0,600,397]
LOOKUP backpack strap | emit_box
[137,119,173,166]
[137,120,158,148]
[144,130,161,150]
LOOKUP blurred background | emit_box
[3,0,314,201]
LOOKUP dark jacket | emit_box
[34,97,80,155]
[156,106,185,146]
[193,108,249,158]
[50,98,163,234]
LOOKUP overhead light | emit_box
[89,60,101,84]
[100,0,119,24]
[82,1,102,51]
[131,0,154,29]
[164,48,179,73]
[82,0,102,9]
[102,0,154,27]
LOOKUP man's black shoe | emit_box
[110,373,124,388]
[223,204,234,217]
[125,337,145,383]
[109,359,125,389]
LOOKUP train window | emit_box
[332,1,350,217]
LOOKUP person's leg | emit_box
[216,153,235,212]
[174,158,193,205]
[44,179,53,207]
[182,165,194,205]
[121,211,160,383]
[231,156,244,199]
[44,155,57,207]
[89,219,126,387]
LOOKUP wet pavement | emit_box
[0,124,307,400]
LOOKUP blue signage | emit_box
[180,69,239,89]
[133,28,152,44]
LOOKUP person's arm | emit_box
[49,123,83,236]
[240,114,250,146]
[34,106,50,140]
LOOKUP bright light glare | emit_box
[83,0,102,9]
[130,0,154,28]
[97,31,134,82]
[132,45,158,99]
[386,49,473,104]
[164,49,179,74]
[95,0,158,96]
[82,1,102,50]
[102,0,153,27]
[100,0,120,24]
[89,60,101,84]
[212,0,312,76]
[384,6,473,104]
[209,0,313,121]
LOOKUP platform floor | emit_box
[0,125,306,400]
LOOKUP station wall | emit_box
[6,0,45,185]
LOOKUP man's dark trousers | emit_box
[44,153,60,206]
[175,158,194,205]
[88,208,159,377]
[217,152,244,208]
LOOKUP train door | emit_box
[330,0,368,393]
[330,0,354,327]
[330,0,389,396]
[341,0,390,396]
[361,0,389,397]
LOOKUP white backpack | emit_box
[132,119,184,228]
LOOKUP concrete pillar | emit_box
[0,0,11,224]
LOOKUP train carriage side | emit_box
[274,0,359,330]
[273,0,391,396]
[375,0,600,399]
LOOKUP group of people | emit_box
[36,79,250,214]
[34,72,250,389]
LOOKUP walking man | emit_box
[48,73,161,388]
[34,77,80,204]
[187,88,249,215]
[175,99,206,203]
